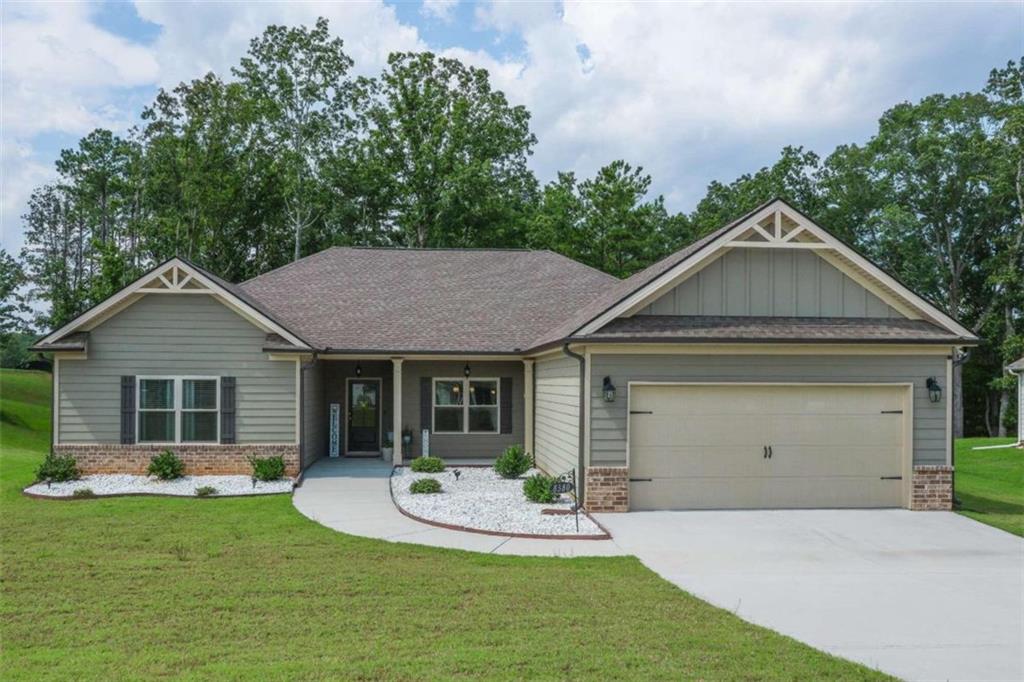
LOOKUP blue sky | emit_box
[2,1,1021,254]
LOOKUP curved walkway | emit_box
[292,458,625,557]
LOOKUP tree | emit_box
[234,17,355,262]
[356,52,538,248]
[0,249,31,335]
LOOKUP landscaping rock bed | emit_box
[391,466,606,537]
[24,474,294,498]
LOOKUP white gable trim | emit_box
[37,258,310,349]
[576,199,975,339]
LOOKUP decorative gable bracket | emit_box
[724,209,827,250]
[137,264,213,294]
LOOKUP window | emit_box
[138,377,219,443]
[433,378,499,434]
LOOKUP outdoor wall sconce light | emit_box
[463,363,471,377]
[926,376,942,403]
[602,376,617,402]
[355,363,362,377]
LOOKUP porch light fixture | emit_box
[602,376,617,402]
[463,363,471,377]
[926,377,942,403]
[355,363,362,377]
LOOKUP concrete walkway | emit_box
[292,458,625,557]
[597,509,1024,682]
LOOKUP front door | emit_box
[347,379,381,454]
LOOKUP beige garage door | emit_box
[628,384,907,510]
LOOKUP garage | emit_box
[627,383,910,510]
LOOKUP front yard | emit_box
[0,369,887,680]
[955,437,1024,537]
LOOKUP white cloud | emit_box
[421,0,459,24]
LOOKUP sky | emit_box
[2,1,1021,254]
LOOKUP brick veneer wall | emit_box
[53,444,300,477]
[585,466,629,512]
[910,465,953,511]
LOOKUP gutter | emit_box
[561,343,587,506]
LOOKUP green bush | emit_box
[147,450,185,480]
[523,474,557,503]
[248,455,286,481]
[410,455,445,473]
[35,453,80,483]
[195,486,218,497]
[494,444,531,479]
[71,488,95,499]
[409,478,442,494]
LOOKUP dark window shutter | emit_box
[120,376,136,444]
[420,377,432,433]
[220,377,236,444]
[500,377,513,434]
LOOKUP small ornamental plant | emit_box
[147,450,185,480]
[494,444,531,479]
[195,486,218,497]
[36,453,80,483]
[523,474,557,504]
[410,455,445,473]
[71,488,96,499]
[409,478,442,494]
[248,455,286,481]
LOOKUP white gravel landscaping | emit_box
[24,474,294,498]
[391,466,606,537]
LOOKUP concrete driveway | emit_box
[596,510,1023,682]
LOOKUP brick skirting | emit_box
[585,467,629,512]
[910,465,953,511]
[53,444,300,477]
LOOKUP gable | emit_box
[574,199,976,341]
[636,248,905,319]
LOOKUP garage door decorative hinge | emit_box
[880,476,903,480]
[629,478,653,482]
[880,410,903,414]
[629,410,653,415]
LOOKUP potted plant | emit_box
[382,433,394,461]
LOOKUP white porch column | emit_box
[392,358,403,465]
[523,359,535,457]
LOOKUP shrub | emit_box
[71,488,95,499]
[248,455,286,481]
[409,478,442,494]
[494,444,531,479]
[523,473,557,503]
[35,453,80,483]
[410,455,445,473]
[148,450,185,480]
[195,486,217,497]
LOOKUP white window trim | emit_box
[137,376,220,445]
[431,377,500,435]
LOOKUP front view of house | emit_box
[33,199,978,511]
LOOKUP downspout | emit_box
[950,347,970,507]
[561,343,587,506]
[298,352,319,474]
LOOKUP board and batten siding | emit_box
[637,249,903,318]
[533,355,580,479]
[58,294,297,444]
[589,353,950,467]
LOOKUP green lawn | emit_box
[955,436,1023,537]
[0,369,887,681]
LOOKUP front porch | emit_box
[299,358,533,470]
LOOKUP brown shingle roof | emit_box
[239,248,618,353]
[29,331,89,352]
[579,316,968,344]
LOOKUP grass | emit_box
[955,436,1023,537]
[0,368,888,680]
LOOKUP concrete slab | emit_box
[292,458,624,557]
[596,509,1024,682]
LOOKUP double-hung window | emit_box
[432,378,498,434]
[138,377,219,443]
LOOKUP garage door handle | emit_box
[768,445,773,459]
[630,410,653,415]
[763,446,768,459]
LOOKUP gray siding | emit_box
[402,361,525,460]
[534,355,580,478]
[637,249,903,318]
[589,353,949,467]
[58,294,296,444]
[301,360,326,467]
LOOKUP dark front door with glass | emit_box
[347,380,380,454]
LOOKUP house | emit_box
[1009,357,1024,445]
[32,199,979,511]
